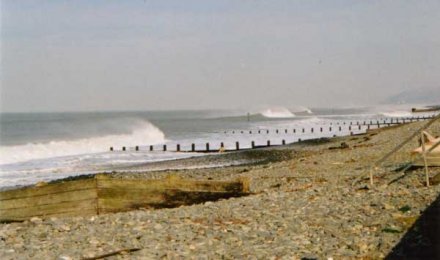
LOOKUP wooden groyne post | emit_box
[109,115,440,153]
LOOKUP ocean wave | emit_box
[379,111,413,118]
[291,106,313,114]
[260,107,295,118]
[0,120,165,165]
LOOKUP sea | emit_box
[0,105,435,188]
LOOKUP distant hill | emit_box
[383,87,440,105]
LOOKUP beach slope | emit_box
[1,121,439,259]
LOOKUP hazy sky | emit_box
[1,0,439,112]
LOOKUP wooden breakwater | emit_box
[110,115,437,153]
[0,175,250,222]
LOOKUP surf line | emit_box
[109,115,435,153]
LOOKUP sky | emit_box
[1,0,439,112]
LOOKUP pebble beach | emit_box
[1,120,440,259]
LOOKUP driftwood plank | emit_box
[43,208,97,219]
[0,178,95,200]
[98,187,165,200]
[97,177,244,193]
[98,189,245,213]
[0,199,96,220]
[0,174,249,221]
[153,189,246,207]
[98,197,164,213]
[0,188,97,210]
[97,179,166,191]
[176,180,244,192]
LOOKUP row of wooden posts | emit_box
[228,124,375,135]
[332,116,433,125]
[226,116,435,135]
[109,115,435,153]
[111,128,365,152]
[111,139,292,153]
[338,116,434,125]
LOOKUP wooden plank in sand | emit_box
[0,175,249,222]
[96,175,245,193]
[0,188,97,210]
[0,178,97,221]
[98,189,245,213]
[0,178,96,200]
[96,175,248,213]
[0,199,97,221]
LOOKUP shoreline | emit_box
[1,121,439,258]
[0,114,434,190]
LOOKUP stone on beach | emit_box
[0,120,439,259]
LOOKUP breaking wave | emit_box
[260,107,295,118]
[380,111,413,118]
[0,121,165,165]
[291,106,313,114]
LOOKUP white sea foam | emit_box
[0,120,165,165]
[291,106,313,114]
[365,104,415,118]
[380,111,413,117]
[260,107,295,118]
[0,150,205,188]
[0,109,398,188]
